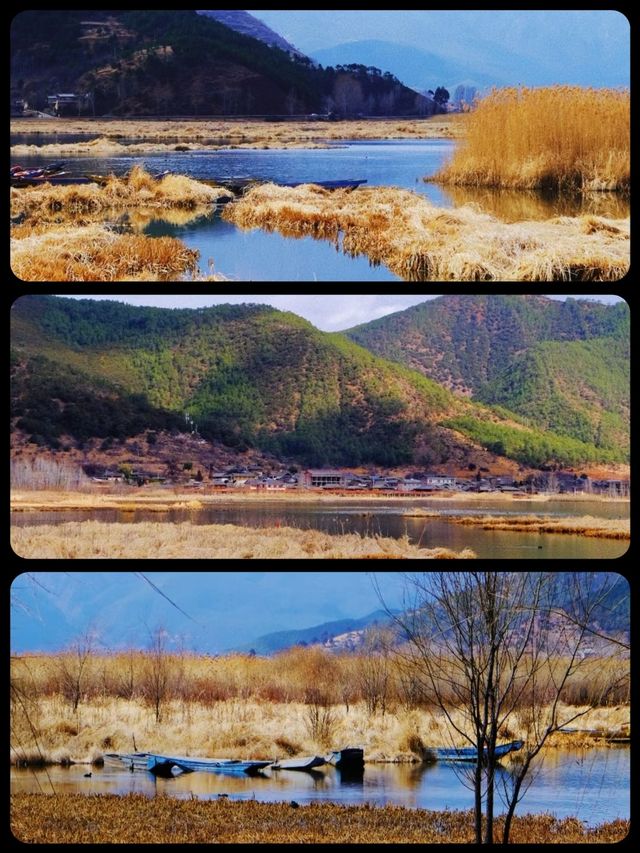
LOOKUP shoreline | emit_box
[10,487,630,512]
[9,793,629,844]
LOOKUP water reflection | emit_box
[439,185,630,222]
[10,749,629,825]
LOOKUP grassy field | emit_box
[10,794,630,844]
[402,510,630,539]
[10,115,465,154]
[10,519,476,560]
[224,183,630,281]
[10,649,629,766]
[434,87,630,192]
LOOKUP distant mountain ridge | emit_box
[239,610,392,655]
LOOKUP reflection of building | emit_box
[302,469,348,488]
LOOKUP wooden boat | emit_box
[103,752,153,772]
[424,740,525,763]
[271,756,326,771]
[325,747,365,771]
[11,174,95,187]
[104,752,270,777]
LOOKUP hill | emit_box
[345,296,629,461]
[10,296,627,471]
[10,10,431,117]
[311,40,495,94]
[239,610,392,655]
[197,10,306,58]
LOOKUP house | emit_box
[301,469,348,488]
[46,93,91,116]
[424,474,457,489]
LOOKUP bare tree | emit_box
[142,626,172,724]
[357,627,393,716]
[57,628,97,713]
[383,572,628,845]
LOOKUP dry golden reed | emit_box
[224,183,630,281]
[10,794,630,844]
[10,519,476,559]
[434,86,630,191]
[10,224,199,281]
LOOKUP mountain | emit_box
[10,296,627,471]
[251,10,630,89]
[239,610,392,655]
[345,296,629,460]
[10,10,430,117]
[197,10,306,58]
[311,40,496,94]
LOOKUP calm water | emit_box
[10,748,629,826]
[11,499,629,559]
[14,140,628,280]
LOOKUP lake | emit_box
[13,140,629,280]
[11,498,629,559]
[10,747,629,827]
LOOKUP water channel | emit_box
[11,747,629,827]
[11,498,629,559]
[13,139,629,281]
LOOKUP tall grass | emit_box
[10,649,628,766]
[434,86,630,192]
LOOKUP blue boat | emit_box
[425,740,524,763]
[104,752,271,777]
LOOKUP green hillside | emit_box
[10,296,626,469]
[346,296,629,461]
[10,10,430,117]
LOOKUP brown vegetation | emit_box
[223,183,630,281]
[10,167,233,221]
[10,519,477,560]
[10,648,628,766]
[433,87,630,192]
[11,223,199,281]
[10,115,465,154]
[10,794,629,844]
[405,511,630,539]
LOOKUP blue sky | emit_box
[10,571,407,654]
[58,295,624,333]
[246,11,629,88]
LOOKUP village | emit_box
[88,465,630,497]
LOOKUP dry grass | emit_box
[10,166,233,220]
[223,183,630,281]
[10,223,199,281]
[424,513,630,539]
[10,519,476,560]
[10,116,465,155]
[9,655,629,765]
[9,794,629,844]
[433,87,630,192]
[10,487,629,512]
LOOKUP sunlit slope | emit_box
[11,296,626,467]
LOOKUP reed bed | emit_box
[10,167,232,220]
[10,223,199,281]
[9,659,629,766]
[10,519,476,559]
[223,184,629,281]
[10,794,629,844]
[433,87,630,192]
[426,513,630,539]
